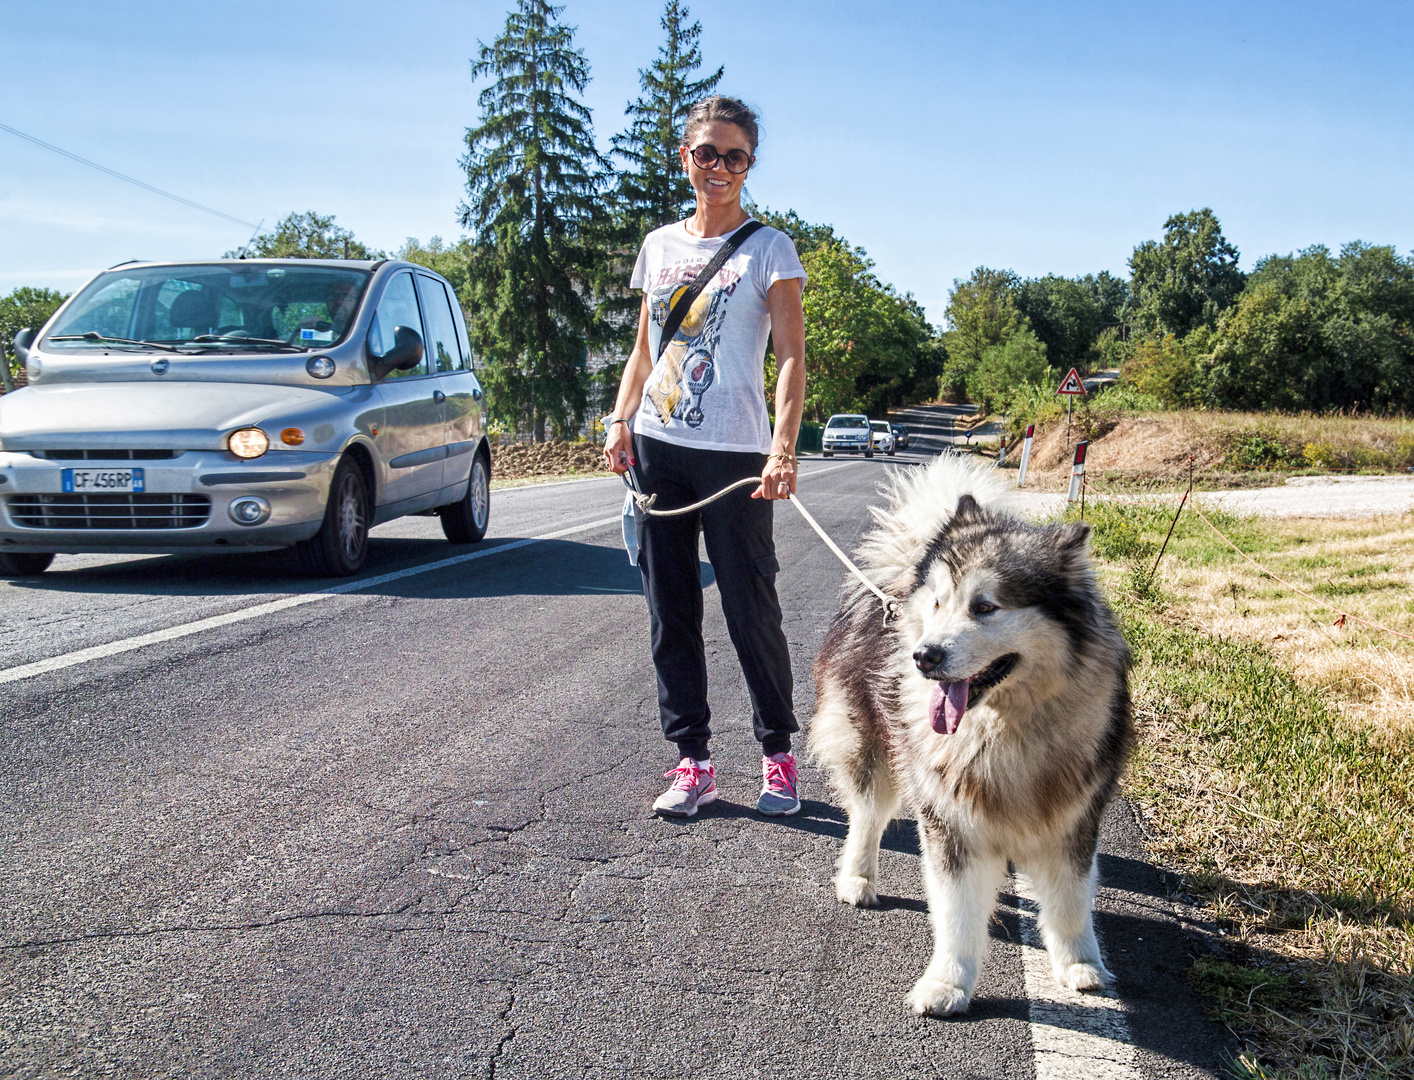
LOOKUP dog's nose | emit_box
[913,645,945,674]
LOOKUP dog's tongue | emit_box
[929,679,971,735]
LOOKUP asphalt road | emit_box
[1,425,1234,1078]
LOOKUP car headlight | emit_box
[228,428,269,459]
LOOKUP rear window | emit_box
[827,415,868,429]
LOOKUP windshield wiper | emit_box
[49,332,178,352]
[189,334,305,351]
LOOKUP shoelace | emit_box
[763,758,797,796]
[664,762,709,790]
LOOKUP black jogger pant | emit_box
[633,433,798,762]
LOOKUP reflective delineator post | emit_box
[1016,424,1035,487]
[997,433,1008,466]
[1067,440,1088,504]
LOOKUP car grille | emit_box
[8,494,211,530]
[32,449,181,460]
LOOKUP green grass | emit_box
[1079,499,1414,1078]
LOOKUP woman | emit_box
[603,96,808,819]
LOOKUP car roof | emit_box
[107,257,384,270]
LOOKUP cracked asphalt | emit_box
[1,412,1233,1078]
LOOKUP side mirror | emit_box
[368,325,424,380]
[12,328,36,363]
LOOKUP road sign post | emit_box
[1057,367,1087,445]
[1017,423,1035,487]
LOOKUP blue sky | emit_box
[3,0,1411,325]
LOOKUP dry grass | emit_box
[1081,499,1414,1078]
[1017,407,1414,491]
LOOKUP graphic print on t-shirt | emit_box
[644,261,739,428]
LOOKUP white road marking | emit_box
[1017,888,1139,1080]
[0,515,621,686]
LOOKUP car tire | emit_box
[441,450,490,544]
[297,456,370,577]
[865,446,874,458]
[822,451,833,458]
[0,552,54,577]
[888,447,896,455]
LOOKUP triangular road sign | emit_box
[1057,367,1087,395]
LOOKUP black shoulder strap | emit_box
[656,219,766,360]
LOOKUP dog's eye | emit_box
[972,601,997,615]
[933,598,940,611]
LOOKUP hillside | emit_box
[1008,407,1414,490]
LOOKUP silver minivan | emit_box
[0,259,491,577]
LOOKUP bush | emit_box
[1227,432,1301,470]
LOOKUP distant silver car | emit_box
[822,413,874,458]
[0,259,491,577]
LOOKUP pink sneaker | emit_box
[757,752,801,816]
[652,758,716,817]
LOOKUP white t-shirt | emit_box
[629,219,807,454]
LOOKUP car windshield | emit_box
[871,422,889,433]
[43,264,371,352]
[827,416,868,429]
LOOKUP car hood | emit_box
[0,381,345,451]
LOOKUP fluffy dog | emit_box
[809,454,1132,1016]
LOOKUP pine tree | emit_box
[611,1,722,234]
[460,0,609,442]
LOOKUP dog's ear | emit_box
[1056,521,1091,552]
[953,493,983,523]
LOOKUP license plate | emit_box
[61,468,145,493]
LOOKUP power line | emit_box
[0,121,260,230]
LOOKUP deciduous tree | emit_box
[225,211,383,260]
[1129,208,1244,338]
[1,286,69,387]
[941,267,1022,400]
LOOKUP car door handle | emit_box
[433,390,446,404]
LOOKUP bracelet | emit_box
[606,418,629,428]
[768,452,798,464]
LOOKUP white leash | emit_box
[629,476,900,623]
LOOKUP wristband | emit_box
[768,452,798,464]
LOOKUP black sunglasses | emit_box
[688,143,753,174]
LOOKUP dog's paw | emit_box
[1057,962,1109,992]
[835,874,879,908]
[905,977,971,1017]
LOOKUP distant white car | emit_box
[822,414,873,458]
[870,420,896,455]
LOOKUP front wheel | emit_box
[0,552,54,577]
[865,447,874,458]
[441,451,490,544]
[822,450,833,458]
[296,456,370,576]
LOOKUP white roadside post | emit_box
[1067,440,1089,504]
[997,433,1007,466]
[1017,423,1035,487]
